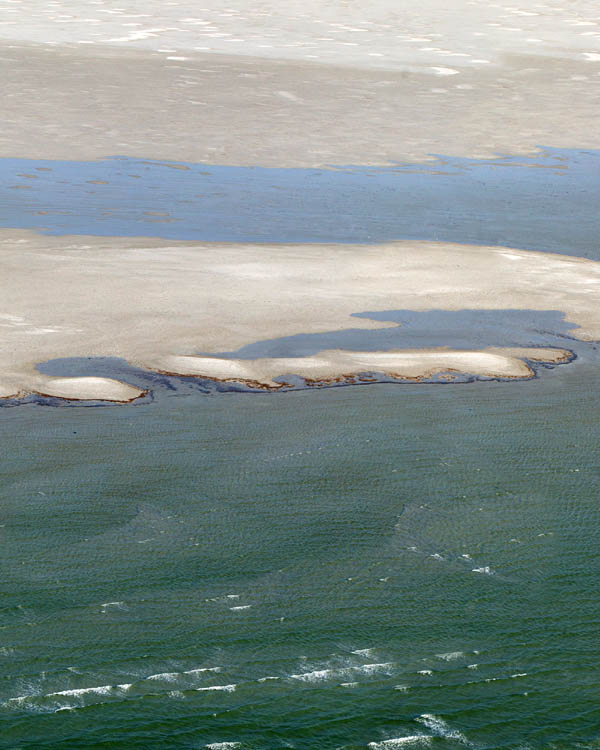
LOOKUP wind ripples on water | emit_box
[3,378,600,747]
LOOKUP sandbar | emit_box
[2,0,599,401]
[156,348,573,388]
[1,231,598,400]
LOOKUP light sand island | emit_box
[157,348,573,390]
[1,231,598,401]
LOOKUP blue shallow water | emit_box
[0,148,599,256]
[215,309,583,358]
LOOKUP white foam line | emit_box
[369,738,432,748]
[436,651,465,661]
[47,685,112,698]
[291,668,333,681]
[472,566,495,575]
[360,662,395,674]
[416,714,471,746]
[184,667,222,675]
[147,666,222,680]
[291,662,395,682]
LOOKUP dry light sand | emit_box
[1,231,598,400]
[158,349,572,390]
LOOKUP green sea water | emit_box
[2,360,599,749]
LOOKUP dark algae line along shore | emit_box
[0,307,587,407]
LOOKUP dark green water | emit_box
[2,361,599,749]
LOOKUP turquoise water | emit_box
[2,361,600,748]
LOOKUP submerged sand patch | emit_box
[0,230,598,400]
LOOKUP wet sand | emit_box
[3,0,598,69]
[1,0,600,169]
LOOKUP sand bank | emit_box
[31,377,144,403]
[1,231,598,400]
[155,348,572,388]
[1,42,599,167]
[0,375,144,403]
